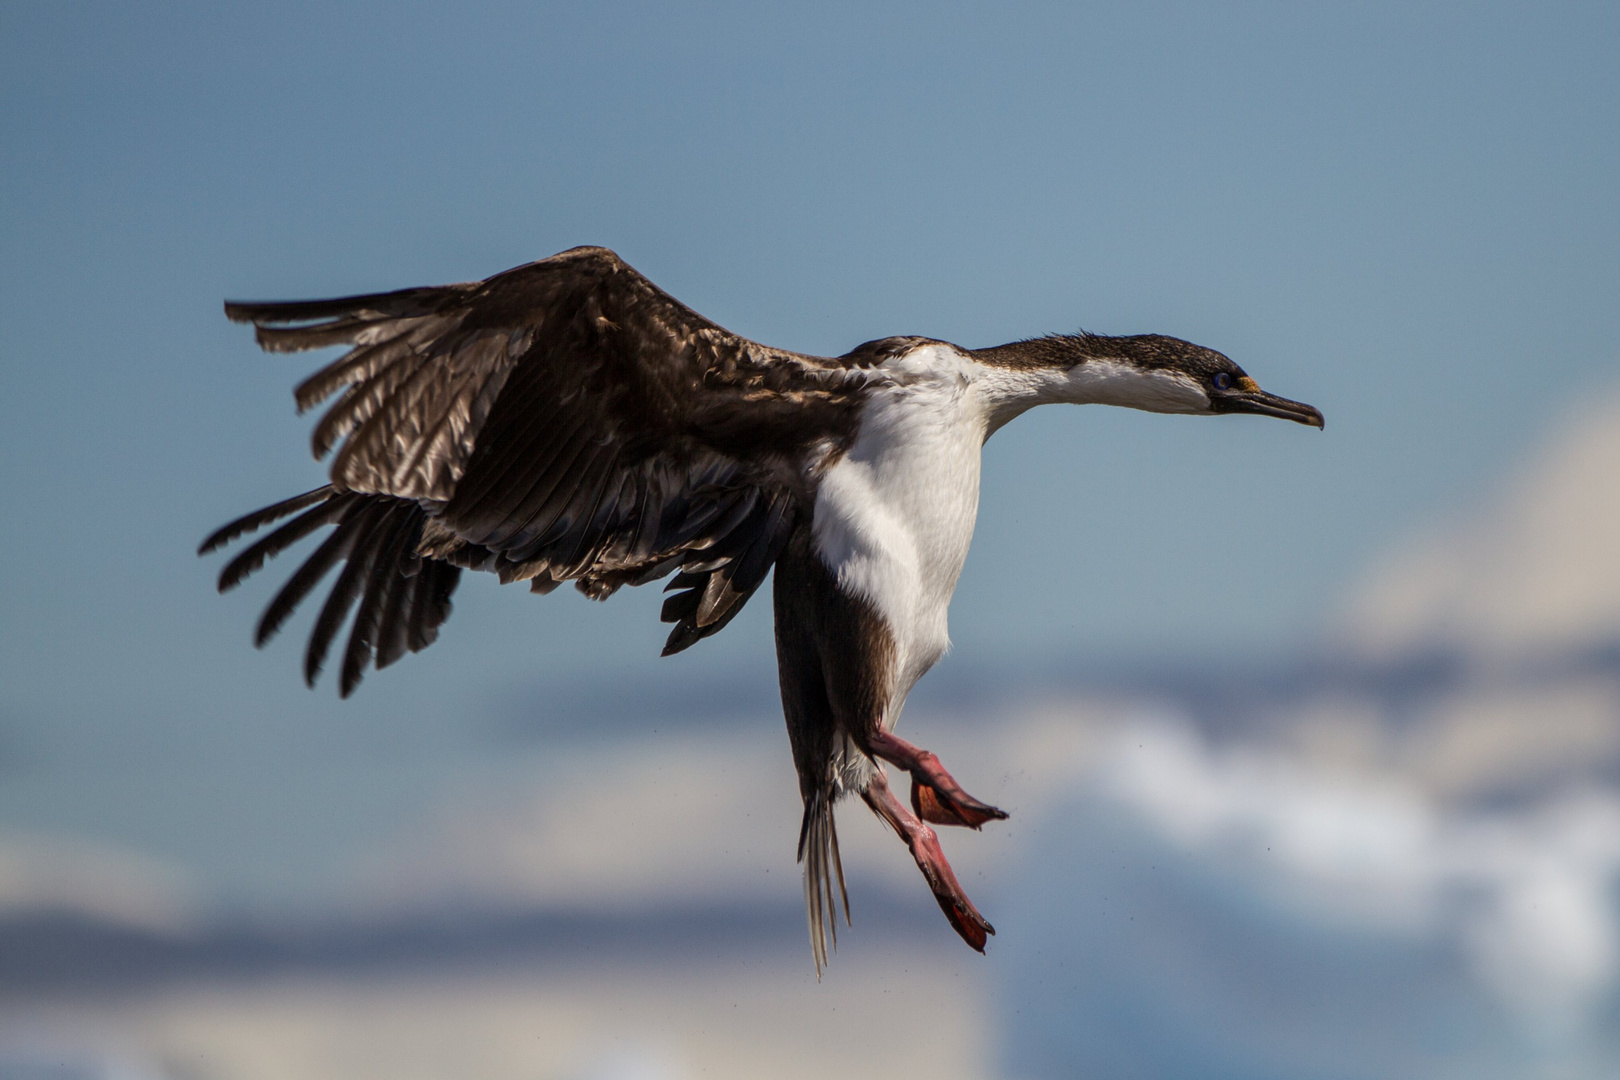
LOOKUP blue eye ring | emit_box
[1213,372,1232,391]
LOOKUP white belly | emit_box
[810,344,988,723]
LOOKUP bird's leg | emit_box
[861,767,995,952]
[866,729,1009,829]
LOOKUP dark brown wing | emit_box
[207,246,875,694]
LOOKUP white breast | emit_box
[810,343,991,721]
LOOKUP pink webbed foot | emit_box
[868,730,1010,830]
[863,769,996,952]
[911,777,1009,829]
[913,824,997,951]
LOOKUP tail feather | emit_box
[797,788,850,978]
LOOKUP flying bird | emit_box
[202,246,1323,970]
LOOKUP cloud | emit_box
[344,728,933,916]
[0,832,201,934]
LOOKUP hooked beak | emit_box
[1212,379,1325,429]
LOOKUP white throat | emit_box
[977,357,1211,434]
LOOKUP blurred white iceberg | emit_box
[1107,720,1620,1022]
[998,385,1620,1079]
[999,717,1620,1079]
[1343,385,1620,662]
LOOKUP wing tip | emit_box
[660,628,699,657]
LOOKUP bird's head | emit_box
[974,333,1324,430]
[1091,333,1324,427]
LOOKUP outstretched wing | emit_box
[206,246,873,694]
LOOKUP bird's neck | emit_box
[969,338,1207,436]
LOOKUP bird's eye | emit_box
[1213,373,1232,391]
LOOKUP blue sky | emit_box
[1,1,1618,901]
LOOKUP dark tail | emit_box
[796,786,850,978]
[200,486,461,696]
